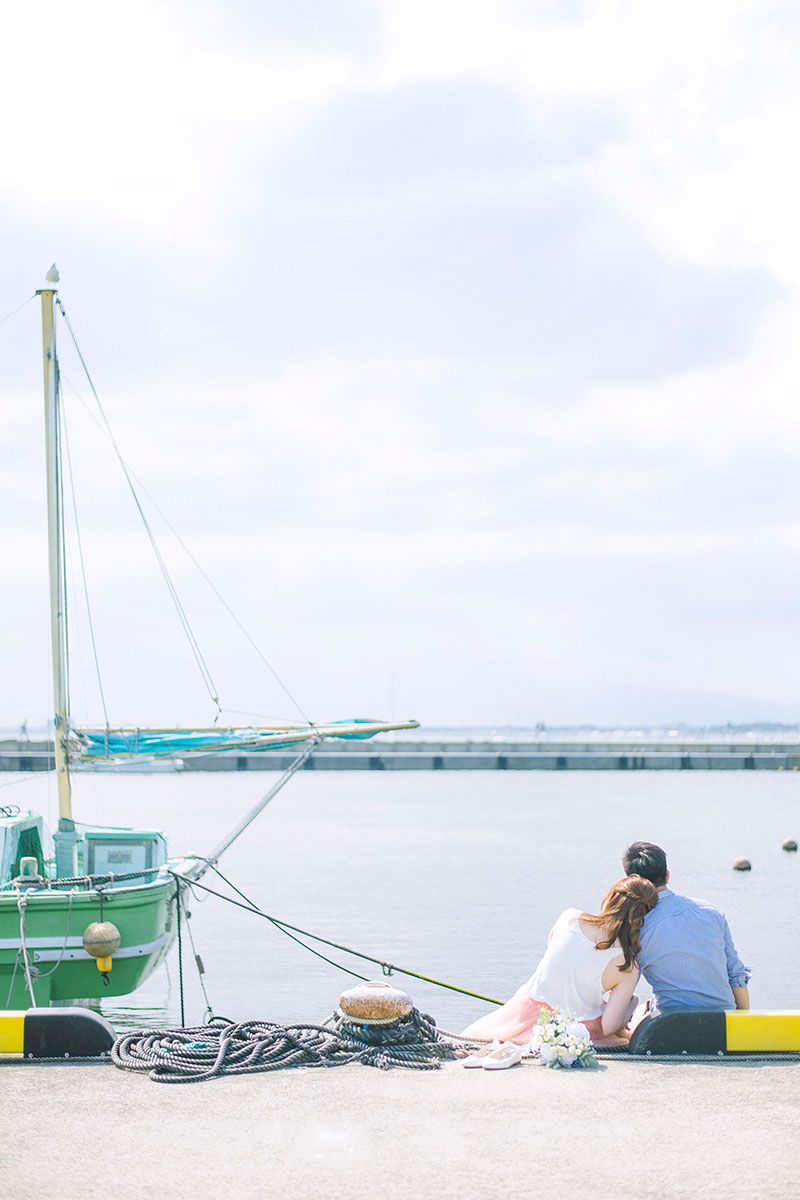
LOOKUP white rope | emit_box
[23,890,76,982]
[16,895,39,1006]
[4,953,20,1008]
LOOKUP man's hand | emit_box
[732,985,750,1010]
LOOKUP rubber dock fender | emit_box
[0,1007,115,1058]
[629,1010,800,1055]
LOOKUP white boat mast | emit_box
[37,268,73,825]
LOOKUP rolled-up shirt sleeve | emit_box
[723,919,751,987]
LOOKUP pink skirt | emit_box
[460,984,553,1045]
[460,985,633,1046]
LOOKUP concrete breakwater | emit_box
[2,738,799,771]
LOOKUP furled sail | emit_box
[68,719,419,762]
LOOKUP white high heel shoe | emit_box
[482,1041,525,1070]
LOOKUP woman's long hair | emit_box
[582,875,658,971]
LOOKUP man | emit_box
[622,841,750,1012]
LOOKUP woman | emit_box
[461,875,658,1048]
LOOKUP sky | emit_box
[1,0,799,731]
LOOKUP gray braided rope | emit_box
[111,1008,460,1084]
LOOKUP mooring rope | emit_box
[16,896,39,1006]
[110,1016,799,1082]
[111,1007,460,1084]
[171,868,504,1006]
[2,861,501,1006]
[1,867,165,891]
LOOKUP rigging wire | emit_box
[0,294,35,327]
[55,300,222,716]
[180,891,215,1020]
[0,774,51,791]
[54,362,313,729]
[55,362,314,729]
[119,478,316,728]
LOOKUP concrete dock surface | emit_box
[3,1057,799,1199]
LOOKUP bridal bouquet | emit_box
[529,1008,598,1069]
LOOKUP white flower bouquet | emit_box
[528,1008,598,1069]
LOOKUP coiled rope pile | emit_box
[111,1007,460,1084]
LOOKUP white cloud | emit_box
[0,1,354,243]
[1,0,799,728]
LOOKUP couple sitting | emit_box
[462,841,751,1048]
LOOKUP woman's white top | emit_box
[526,908,624,1020]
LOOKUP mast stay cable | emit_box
[0,294,35,326]
[58,364,314,726]
[121,475,315,728]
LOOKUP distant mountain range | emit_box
[569,687,800,729]
[3,687,799,743]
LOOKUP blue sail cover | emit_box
[71,719,417,761]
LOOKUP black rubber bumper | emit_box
[0,1007,116,1058]
[628,1009,800,1055]
[629,1010,726,1054]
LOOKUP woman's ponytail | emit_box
[590,875,658,970]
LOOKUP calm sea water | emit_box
[5,769,799,1032]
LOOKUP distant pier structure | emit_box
[2,736,799,772]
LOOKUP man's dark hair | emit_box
[623,841,668,887]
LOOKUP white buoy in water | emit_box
[732,857,752,872]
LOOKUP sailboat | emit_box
[0,269,417,1010]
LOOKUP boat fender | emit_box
[339,981,414,1024]
[0,1007,116,1059]
[82,921,121,981]
[629,1009,800,1055]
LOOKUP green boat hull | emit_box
[0,878,177,1009]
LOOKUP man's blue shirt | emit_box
[637,888,751,1011]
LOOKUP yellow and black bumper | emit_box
[629,1010,800,1055]
[0,1007,115,1059]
